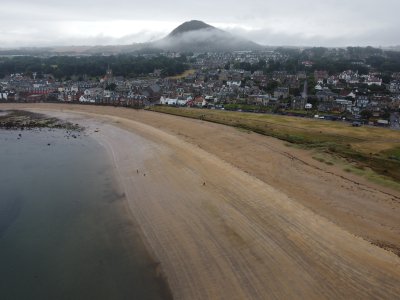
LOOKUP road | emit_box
[391,112,400,129]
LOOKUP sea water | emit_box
[0,128,171,300]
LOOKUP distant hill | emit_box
[169,20,215,37]
[0,20,262,56]
[385,45,400,52]
[150,20,262,52]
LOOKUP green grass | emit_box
[223,104,272,112]
[343,164,400,190]
[148,106,400,183]
[312,154,336,166]
[313,151,400,190]
[381,147,400,161]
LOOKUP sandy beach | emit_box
[2,103,400,299]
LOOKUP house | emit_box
[347,91,356,99]
[0,91,8,100]
[177,98,188,106]
[144,84,162,102]
[314,70,329,82]
[327,76,339,86]
[248,94,271,106]
[274,87,289,99]
[315,84,323,91]
[272,71,287,82]
[126,94,147,107]
[389,81,400,93]
[79,95,95,103]
[334,99,353,112]
[296,71,307,80]
[291,96,306,110]
[365,76,382,86]
[227,81,241,87]
[188,96,207,107]
[355,96,370,109]
[80,88,103,103]
[6,92,16,102]
[316,90,338,101]
[159,96,178,105]
[84,88,103,98]
[266,97,279,107]
[205,95,217,103]
[339,70,359,84]
[301,61,314,68]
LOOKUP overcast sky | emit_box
[1,0,399,48]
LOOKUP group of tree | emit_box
[225,46,400,76]
[0,54,188,79]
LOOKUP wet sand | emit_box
[2,103,400,299]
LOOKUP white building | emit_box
[365,76,382,86]
[160,96,178,105]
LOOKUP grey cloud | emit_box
[0,0,399,47]
[228,24,400,47]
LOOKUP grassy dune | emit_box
[148,106,400,183]
[167,69,196,80]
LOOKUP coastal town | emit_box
[1,48,400,127]
[2,8,400,298]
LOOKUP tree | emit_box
[291,87,301,97]
[266,80,279,93]
[307,97,319,108]
[381,110,391,119]
[368,84,387,94]
[382,73,391,84]
[307,77,316,95]
[360,109,373,120]
[0,54,188,79]
[257,59,267,69]
[105,83,117,91]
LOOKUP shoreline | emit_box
[2,103,400,299]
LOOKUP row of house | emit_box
[1,51,400,122]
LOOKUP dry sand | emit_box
[2,103,400,299]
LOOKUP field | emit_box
[167,69,196,79]
[148,106,400,184]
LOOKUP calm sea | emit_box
[0,128,171,300]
